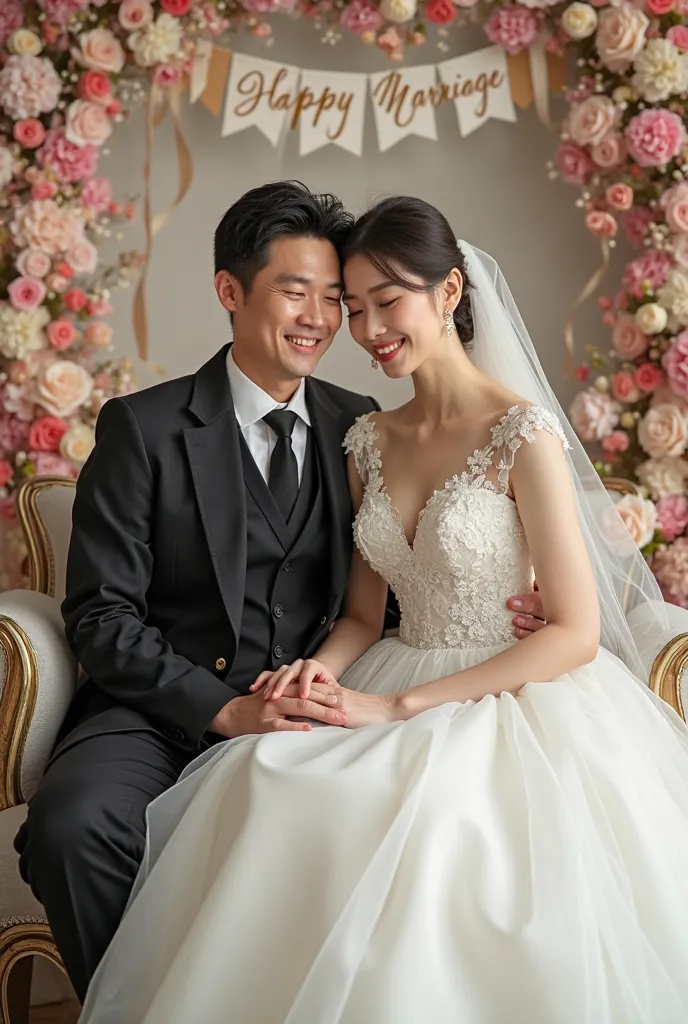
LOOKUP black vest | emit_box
[225,430,332,694]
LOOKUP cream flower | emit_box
[60,423,95,464]
[658,271,688,329]
[0,146,14,189]
[35,360,93,418]
[631,39,688,104]
[77,28,125,74]
[635,302,668,335]
[11,199,84,256]
[567,96,617,147]
[380,0,417,20]
[637,456,688,499]
[128,13,183,68]
[615,493,658,549]
[569,388,620,441]
[638,403,688,459]
[0,303,49,360]
[561,2,597,40]
[596,4,649,72]
[9,29,43,57]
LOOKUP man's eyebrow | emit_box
[274,274,344,290]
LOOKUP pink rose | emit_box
[37,128,99,184]
[663,330,688,399]
[35,360,93,417]
[84,321,114,348]
[485,5,540,54]
[31,180,58,200]
[605,183,634,211]
[80,177,113,213]
[656,495,688,541]
[339,0,385,34]
[161,0,191,12]
[78,70,111,106]
[30,451,76,477]
[118,0,154,31]
[46,318,77,350]
[66,239,98,275]
[65,101,112,148]
[0,55,62,122]
[611,369,642,403]
[426,0,457,23]
[626,109,687,168]
[621,207,653,247]
[77,29,126,75]
[661,182,688,234]
[15,249,51,279]
[29,415,68,453]
[652,537,688,607]
[555,141,593,185]
[13,119,46,150]
[87,296,113,317]
[0,0,23,49]
[0,460,13,488]
[12,199,85,256]
[46,273,69,295]
[595,4,649,71]
[567,95,617,147]
[153,64,184,89]
[569,388,621,441]
[63,288,87,312]
[8,276,47,312]
[636,363,664,392]
[601,430,631,453]
[586,210,617,239]
[667,25,688,52]
[646,0,674,12]
[590,132,626,169]
[622,249,672,298]
[612,313,649,359]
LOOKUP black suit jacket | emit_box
[58,345,379,756]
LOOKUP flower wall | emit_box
[0,0,686,594]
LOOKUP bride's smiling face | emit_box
[343,254,461,378]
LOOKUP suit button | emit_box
[273,644,285,658]
[282,562,292,573]
[320,616,327,625]
[215,657,226,670]
[273,604,284,618]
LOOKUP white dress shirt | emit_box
[226,348,310,485]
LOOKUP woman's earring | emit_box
[444,309,454,337]
[371,358,379,370]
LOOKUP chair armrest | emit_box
[649,632,688,722]
[0,590,77,809]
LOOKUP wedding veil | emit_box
[460,241,673,684]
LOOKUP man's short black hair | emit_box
[214,180,354,295]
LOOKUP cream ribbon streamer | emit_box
[563,239,611,376]
[132,81,194,370]
[528,38,552,130]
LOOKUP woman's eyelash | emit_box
[380,299,397,309]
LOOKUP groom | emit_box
[15,180,543,1001]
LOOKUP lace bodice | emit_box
[344,405,571,651]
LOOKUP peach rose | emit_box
[15,249,51,279]
[605,183,634,211]
[84,321,113,347]
[585,210,617,239]
[35,360,93,417]
[590,132,626,169]
[118,0,154,31]
[611,369,642,403]
[568,95,617,147]
[612,313,649,360]
[60,422,95,464]
[46,318,77,350]
[595,3,649,72]
[662,183,688,235]
[616,493,658,548]
[638,403,688,458]
[65,100,112,148]
[77,28,126,74]
[66,238,98,275]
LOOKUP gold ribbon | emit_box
[132,80,194,371]
[563,239,611,376]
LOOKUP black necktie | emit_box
[263,410,299,521]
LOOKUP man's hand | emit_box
[208,685,347,739]
[507,583,546,639]
[251,659,337,701]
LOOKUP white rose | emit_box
[0,303,49,360]
[561,2,597,40]
[76,29,125,74]
[0,146,14,190]
[128,13,183,68]
[632,39,688,104]
[35,360,94,418]
[380,0,417,20]
[615,493,658,548]
[638,403,688,459]
[65,100,112,148]
[658,271,688,330]
[596,4,649,73]
[66,239,98,275]
[637,456,688,499]
[635,302,668,335]
[9,29,43,57]
[567,95,617,147]
[60,423,95,464]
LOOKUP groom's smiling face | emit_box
[216,235,344,395]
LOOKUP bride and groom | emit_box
[16,181,688,1022]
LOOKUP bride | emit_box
[79,198,688,1023]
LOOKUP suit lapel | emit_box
[183,346,246,643]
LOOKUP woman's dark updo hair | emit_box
[341,196,474,348]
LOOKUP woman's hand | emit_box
[250,659,338,701]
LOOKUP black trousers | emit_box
[15,729,193,1003]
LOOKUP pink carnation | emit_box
[626,109,687,168]
[663,330,688,399]
[80,177,113,213]
[0,0,22,48]
[37,128,99,185]
[555,141,593,186]
[652,537,688,607]
[37,0,90,22]
[0,56,62,122]
[0,412,30,456]
[601,430,630,453]
[485,5,540,54]
[339,0,384,34]
[622,250,672,298]
[30,451,77,477]
[620,207,654,248]
[8,276,47,312]
[656,495,688,542]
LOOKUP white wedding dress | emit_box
[80,405,688,1024]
